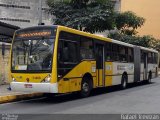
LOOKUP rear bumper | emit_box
[10,82,58,93]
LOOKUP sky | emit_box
[121,0,160,39]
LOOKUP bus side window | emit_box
[64,41,78,63]
[59,34,79,63]
[80,37,94,60]
[141,50,144,63]
[63,42,69,62]
[58,40,63,62]
[58,31,80,78]
[148,52,152,63]
[112,43,119,61]
[105,42,112,61]
[128,48,134,62]
[119,46,127,62]
[155,53,158,64]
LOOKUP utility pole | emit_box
[38,0,43,25]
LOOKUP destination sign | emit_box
[16,31,51,38]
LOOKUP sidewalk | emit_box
[0,84,43,104]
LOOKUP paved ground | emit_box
[0,85,25,96]
[0,77,160,116]
[0,85,43,104]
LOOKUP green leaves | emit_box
[47,0,115,33]
[47,0,160,51]
[109,32,160,51]
[115,11,145,35]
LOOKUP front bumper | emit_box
[10,82,58,93]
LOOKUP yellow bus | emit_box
[10,25,159,97]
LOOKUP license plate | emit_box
[24,84,32,88]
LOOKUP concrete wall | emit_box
[112,0,121,12]
[0,0,51,28]
[0,42,11,84]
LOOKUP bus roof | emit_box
[58,25,158,53]
[111,39,134,48]
[58,25,111,42]
[16,25,158,53]
[15,25,57,33]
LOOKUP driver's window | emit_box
[58,32,79,63]
[58,31,80,78]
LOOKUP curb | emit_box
[0,93,43,104]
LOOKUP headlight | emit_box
[12,78,17,82]
[11,75,17,82]
[41,74,51,83]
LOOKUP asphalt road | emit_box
[0,77,160,119]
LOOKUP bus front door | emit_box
[96,43,105,87]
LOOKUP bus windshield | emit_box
[11,28,56,72]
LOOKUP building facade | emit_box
[0,42,10,85]
[0,0,51,28]
[113,0,121,12]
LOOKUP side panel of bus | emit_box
[140,50,158,81]
[56,28,103,93]
[55,27,159,94]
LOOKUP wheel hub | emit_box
[82,82,89,92]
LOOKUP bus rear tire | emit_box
[121,75,127,89]
[80,77,92,97]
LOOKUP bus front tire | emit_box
[80,77,92,97]
[121,75,127,89]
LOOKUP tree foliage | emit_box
[47,0,116,33]
[47,0,160,51]
[109,32,160,51]
[115,11,145,35]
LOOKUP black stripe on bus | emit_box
[63,76,96,81]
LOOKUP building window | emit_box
[0,3,30,9]
[0,18,30,23]
[42,8,48,11]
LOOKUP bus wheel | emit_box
[147,72,152,83]
[121,75,127,89]
[80,77,92,97]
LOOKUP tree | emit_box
[47,0,160,51]
[47,0,116,33]
[109,32,160,52]
[115,11,145,35]
[149,37,160,51]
